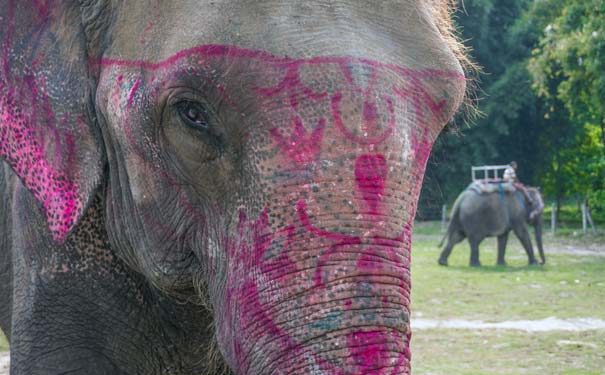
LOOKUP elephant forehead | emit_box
[106,0,464,73]
[96,45,464,194]
[97,45,464,128]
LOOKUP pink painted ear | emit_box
[0,2,104,243]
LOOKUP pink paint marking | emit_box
[0,0,94,242]
[296,200,359,243]
[269,118,325,166]
[331,92,395,145]
[253,64,327,101]
[356,246,400,277]
[297,198,410,288]
[259,225,302,283]
[222,210,314,374]
[96,45,462,173]
[253,63,329,165]
[313,242,357,288]
[1,75,81,241]
[0,96,81,241]
[338,61,377,91]
[94,44,465,82]
[221,198,413,372]
[127,76,142,109]
[411,127,432,170]
[354,154,388,215]
[346,330,402,375]
[139,19,155,45]
[32,0,50,20]
[92,44,463,374]
[216,200,415,372]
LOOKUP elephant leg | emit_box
[438,230,465,266]
[497,232,509,266]
[512,225,538,265]
[469,238,482,267]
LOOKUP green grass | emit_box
[0,330,7,352]
[413,330,605,375]
[543,203,605,225]
[411,221,605,374]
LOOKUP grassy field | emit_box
[0,332,6,352]
[411,221,605,375]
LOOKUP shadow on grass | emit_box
[445,264,547,274]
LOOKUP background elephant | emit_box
[438,183,546,267]
[0,1,469,374]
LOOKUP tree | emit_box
[418,0,605,221]
[527,0,605,212]
[528,0,605,151]
[419,0,537,218]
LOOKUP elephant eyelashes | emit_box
[174,100,225,153]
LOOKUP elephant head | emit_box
[0,1,468,374]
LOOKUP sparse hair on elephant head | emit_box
[427,0,479,128]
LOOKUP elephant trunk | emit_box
[527,188,545,265]
[533,215,545,265]
[216,211,413,375]
[205,57,453,374]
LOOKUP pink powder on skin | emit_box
[90,46,462,373]
[2,33,464,372]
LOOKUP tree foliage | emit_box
[418,0,605,219]
[528,0,605,149]
[526,0,605,210]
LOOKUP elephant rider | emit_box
[503,161,534,210]
[503,161,518,183]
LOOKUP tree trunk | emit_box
[600,118,605,155]
[556,191,562,221]
[554,153,562,221]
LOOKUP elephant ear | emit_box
[0,1,104,243]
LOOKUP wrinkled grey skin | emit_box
[0,1,466,374]
[438,187,545,266]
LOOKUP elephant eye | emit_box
[176,101,210,129]
[173,100,225,153]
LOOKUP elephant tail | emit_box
[438,193,464,248]
[438,232,448,248]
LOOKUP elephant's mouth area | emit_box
[138,248,202,294]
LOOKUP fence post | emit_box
[551,204,556,235]
[585,200,597,234]
[582,201,587,235]
[441,204,447,233]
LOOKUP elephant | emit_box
[0,1,469,374]
[438,183,546,267]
